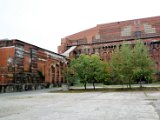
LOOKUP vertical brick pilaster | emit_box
[54,65,57,84]
[59,64,61,84]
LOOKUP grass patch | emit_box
[144,98,158,101]
[72,83,104,87]
[49,87,160,93]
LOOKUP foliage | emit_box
[64,40,155,89]
[63,67,75,86]
[68,54,108,89]
[110,44,134,88]
[132,41,154,87]
[109,40,155,88]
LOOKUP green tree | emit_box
[70,55,90,89]
[86,54,108,90]
[132,41,154,87]
[110,44,134,88]
[110,40,154,88]
[69,54,108,90]
[63,66,75,86]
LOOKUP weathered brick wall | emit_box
[0,47,15,67]
[58,16,160,73]
[0,40,67,85]
[59,16,160,54]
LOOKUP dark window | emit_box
[151,42,157,49]
[15,44,24,59]
[85,49,90,54]
[135,31,141,38]
[77,39,86,44]
[92,39,101,43]
[71,41,78,45]
[93,48,95,53]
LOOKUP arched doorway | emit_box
[50,62,64,86]
[50,65,55,84]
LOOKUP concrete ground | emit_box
[0,89,160,120]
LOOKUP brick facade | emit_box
[0,39,67,86]
[58,16,160,72]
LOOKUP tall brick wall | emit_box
[58,16,160,73]
[0,47,15,67]
[0,39,67,85]
[59,16,160,54]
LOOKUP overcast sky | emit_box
[0,0,160,52]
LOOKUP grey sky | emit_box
[0,0,160,52]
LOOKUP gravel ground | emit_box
[0,89,160,120]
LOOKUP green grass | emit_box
[72,83,104,87]
[49,87,160,93]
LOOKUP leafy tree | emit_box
[86,54,108,89]
[110,40,154,88]
[110,44,134,88]
[64,40,154,89]
[63,66,75,86]
[69,54,108,90]
[132,41,154,87]
[70,55,90,89]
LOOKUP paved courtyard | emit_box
[0,89,160,120]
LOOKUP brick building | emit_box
[0,39,67,89]
[58,16,160,73]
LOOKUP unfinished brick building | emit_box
[58,16,160,73]
[0,39,67,92]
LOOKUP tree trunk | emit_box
[121,80,124,89]
[84,83,87,90]
[129,79,131,89]
[139,77,142,88]
[93,82,95,90]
